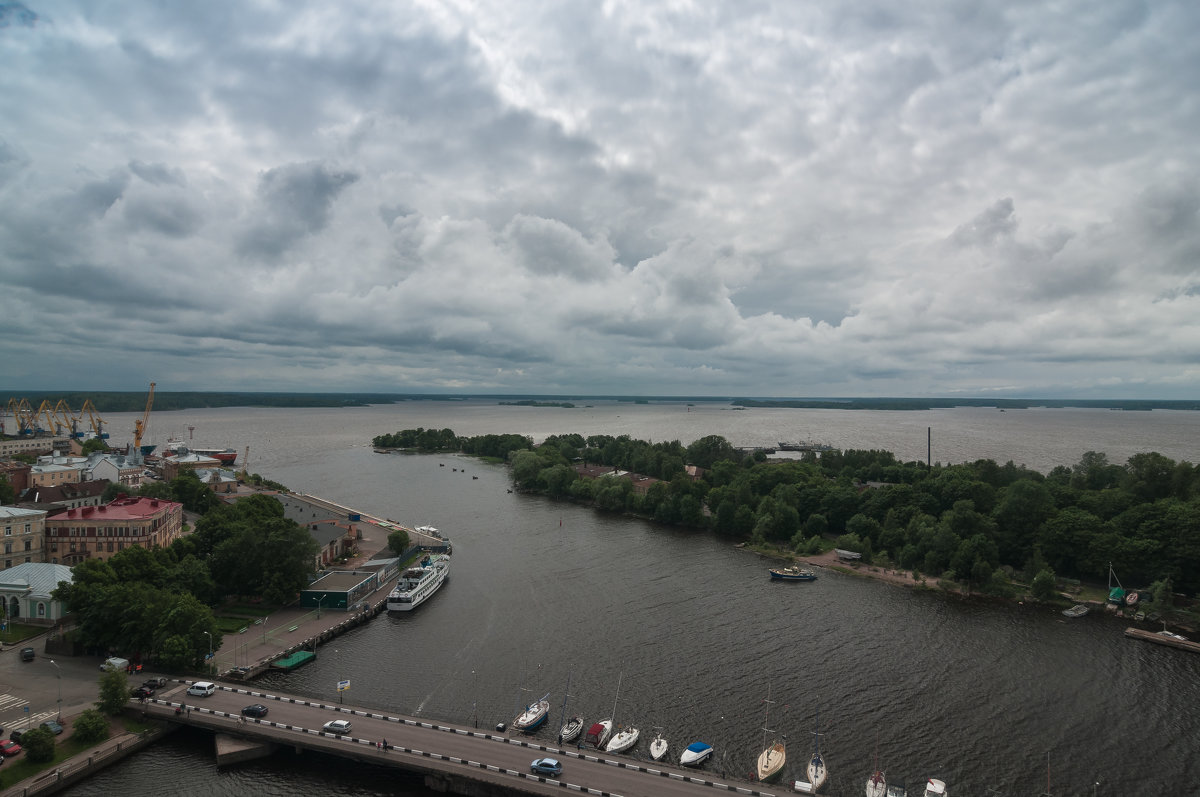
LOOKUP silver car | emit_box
[322,719,352,734]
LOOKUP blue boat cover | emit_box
[686,742,712,752]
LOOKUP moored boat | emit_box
[680,741,713,767]
[649,729,668,761]
[770,565,818,582]
[865,748,886,797]
[559,715,584,743]
[584,720,612,749]
[512,693,551,733]
[885,780,907,797]
[386,553,450,611]
[807,708,828,792]
[755,686,787,783]
[606,725,640,754]
[922,778,947,796]
[1061,603,1089,618]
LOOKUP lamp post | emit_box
[318,594,327,619]
[203,630,213,667]
[263,615,269,644]
[48,659,62,720]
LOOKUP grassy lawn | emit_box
[0,623,48,645]
[213,616,253,634]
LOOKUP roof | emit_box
[0,562,74,596]
[0,506,46,520]
[303,570,375,593]
[19,480,109,504]
[56,496,181,521]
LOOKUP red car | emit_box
[0,739,22,757]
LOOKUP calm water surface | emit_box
[66,403,1200,796]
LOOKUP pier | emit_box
[137,680,781,797]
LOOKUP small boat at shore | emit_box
[807,708,828,792]
[1062,603,1090,618]
[649,729,668,761]
[584,720,612,748]
[557,671,583,743]
[770,565,818,582]
[680,741,713,767]
[512,693,550,733]
[865,748,886,797]
[755,685,787,783]
[922,778,947,796]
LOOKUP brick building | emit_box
[44,496,184,566]
[0,506,47,570]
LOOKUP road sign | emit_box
[337,680,350,692]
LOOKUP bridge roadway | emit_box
[141,680,784,797]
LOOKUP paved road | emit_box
[144,680,782,797]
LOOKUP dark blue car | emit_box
[530,757,562,777]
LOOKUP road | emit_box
[143,680,783,797]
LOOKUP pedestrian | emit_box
[382,738,388,751]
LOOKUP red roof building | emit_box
[44,496,184,566]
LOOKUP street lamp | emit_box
[263,615,269,644]
[203,630,213,665]
[48,659,62,720]
[317,594,327,619]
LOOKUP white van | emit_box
[101,657,130,672]
[186,681,216,697]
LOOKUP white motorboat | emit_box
[386,553,449,611]
[557,670,583,743]
[584,720,612,749]
[922,778,947,796]
[649,730,668,761]
[680,741,713,767]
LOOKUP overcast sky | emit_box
[2,1,1198,398]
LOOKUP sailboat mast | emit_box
[610,671,623,725]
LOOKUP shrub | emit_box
[72,708,110,744]
[21,727,55,763]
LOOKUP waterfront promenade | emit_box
[135,680,779,797]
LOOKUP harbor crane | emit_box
[133,382,156,453]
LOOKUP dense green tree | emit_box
[1030,569,1058,601]
[97,666,130,714]
[388,528,411,558]
[0,474,15,504]
[686,435,738,469]
[21,726,55,763]
[71,708,110,744]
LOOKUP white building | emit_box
[0,562,73,626]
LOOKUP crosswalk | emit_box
[0,693,58,731]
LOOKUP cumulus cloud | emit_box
[1,0,1198,397]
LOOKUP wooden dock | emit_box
[1124,626,1200,654]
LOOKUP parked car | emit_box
[0,740,22,757]
[241,704,269,718]
[530,757,563,777]
[131,686,155,699]
[143,677,168,689]
[8,730,22,744]
[322,719,352,734]
[19,648,35,662]
[40,720,64,735]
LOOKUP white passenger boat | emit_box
[922,778,947,796]
[386,553,449,611]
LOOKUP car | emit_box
[186,681,216,697]
[0,740,22,757]
[530,757,562,777]
[131,686,155,699]
[40,720,64,736]
[322,719,352,735]
[8,730,22,744]
[241,704,269,719]
[19,648,35,662]
[143,677,168,689]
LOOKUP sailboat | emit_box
[807,708,828,793]
[865,747,887,797]
[557,670,584,743]
[649,726,668,761]
[604,672,640,754]
[755,687,787,783]
[513,691,550,733]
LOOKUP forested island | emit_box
[375,428,1200,615]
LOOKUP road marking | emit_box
[0,694,29,712]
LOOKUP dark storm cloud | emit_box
[0,2,36,28]
[235,161,359,260]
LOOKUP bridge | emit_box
[138,680,784,797]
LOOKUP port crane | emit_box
[133,382,156,453]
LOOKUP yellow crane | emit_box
[79,399,109,439]
[133,382,156,453]
[5,398,37,436]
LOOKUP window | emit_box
[3,543,9,554]
[23,524,30,534]
[23,540,30,551]
[3,526,9,536]
[37,602,45,617]
[3,560,9,569]
[107,541,113,552]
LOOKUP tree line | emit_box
[378,428,1199,598]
